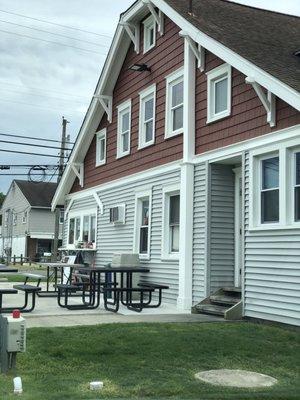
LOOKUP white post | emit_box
[177,36,196,311]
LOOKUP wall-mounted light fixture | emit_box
[129,63,151,72]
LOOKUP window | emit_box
[134,190,152,259]
[13,213,17,225]
[68,211,97,248]
[294,152,300,221]
[207,63,231,123]
[117,100,131,158]
[165,68,184,138]
[96,128,106,166]
[143,15,156,53]
[59,210,64,224]
[139,85,156,148]
[261,156,279,223]
[4,210,9,227]
[22,211,28,224]
[162,186,180,259]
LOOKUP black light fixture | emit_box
[129,63,151,72]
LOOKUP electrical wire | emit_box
[0,19,110,48]
[0,80,90,100]
[0,28,107,55]
[1,87,87,104]
[0,139,72,151]
[0,149,67,158]
[0,98,84,113]
[0,132,74,145]
[0,9,112,39]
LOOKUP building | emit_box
[1,180,63,261]
[52,0,300,326]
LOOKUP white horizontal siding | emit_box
[96,169,180,304]
[244,152,300,326]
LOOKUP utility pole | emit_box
[58,116,69,183]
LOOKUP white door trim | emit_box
[233,167,242,287]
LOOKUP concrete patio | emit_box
[0,282,223,328]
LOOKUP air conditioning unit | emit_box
[109,204,126,225]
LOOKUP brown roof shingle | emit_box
[164,0,300,92]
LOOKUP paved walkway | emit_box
[0,282,223,328]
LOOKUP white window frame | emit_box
[206,63,232,124]
[59,209,64,225]
[138,84,156,149]
[133,188,152,260]
[161,184,180,260]
[67,208,97,249]
[95,128,107,167]
[117,100,131,159]
[165,67,184,139]
[249,137,300,230]
[143,15,156,53]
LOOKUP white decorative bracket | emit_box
[93,192,104,215]
[70,163,84,188]
[142,0,164,35]
[179,31,205,71]
[119,22,140,53]
[94,95,113,123]
[245,77,276,127]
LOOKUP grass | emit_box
[0,322,299,400]
[0,263,47,282]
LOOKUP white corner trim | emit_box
[245,77,276,127]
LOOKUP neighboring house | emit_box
[1,180,63,261]
[52,0,300,326]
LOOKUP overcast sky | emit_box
[0,0,299,194]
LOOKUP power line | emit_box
[0,9,112,39]
[0,149,67,158]
[0,80,90,100]
[0,165,58,168]
[0,19,110,48]
[0,139,72,151]
[0,28,107,55]
[1,87,87,104]
[0,173,59,176]
[0,132,74,145]
[0,97,84,113]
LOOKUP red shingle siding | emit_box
[71,16,184,193]
[195,52,300,153]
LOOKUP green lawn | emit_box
[0,322,299,400]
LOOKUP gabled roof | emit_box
[15,180,57,208]
[164,0,300,93]
[52,0,300,209]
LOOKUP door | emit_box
[233,167,243,287]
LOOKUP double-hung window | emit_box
[143,15,156,53]
[206,63,232,123]
[260,156,280,223]
[117,100,131,158]
[165,68,184,138]
[294,152,300,221]
[96,128,106,166]
[139,85,156,148]
[162,186,180,259]
[134,190,152,259]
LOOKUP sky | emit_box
[0,0,299,194]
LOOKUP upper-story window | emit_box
[143,15,156,53]
[294,152,300,221]
[206,63,232,123]
[261,156,279,224]
[22,211,28,224]
[4,210,9,227]
[96,128,107,166]
[165,68,184,139]
[117,100,131,158]
[139,84,156,149]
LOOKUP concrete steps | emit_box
[192,287,242,320]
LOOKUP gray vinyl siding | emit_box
[65,170,180,303]
[244,152,300,326]
[96,169,180,303]
[29,209,56,235]
[209,164,235,293]
[192,162,208,304]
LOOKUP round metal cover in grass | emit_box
[195,369,277,388]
